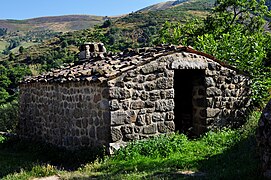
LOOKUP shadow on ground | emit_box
[0,136,104,178]
[66,135,263,180]
[0,134,264,179]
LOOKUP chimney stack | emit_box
[79,42,106,60]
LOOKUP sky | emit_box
[0,0,168,20]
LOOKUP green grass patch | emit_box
[0,40,8,53]
[1,111,263,179]
[10,42,39,54]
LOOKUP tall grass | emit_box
[1,111,262,179]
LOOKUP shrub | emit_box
[0,100,18,132]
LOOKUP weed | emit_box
[1,111,263,179]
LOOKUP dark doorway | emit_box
[174,70,205,136]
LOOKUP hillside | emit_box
[138,1,183,12]
[0,15,105,32]
[0,0,216,106]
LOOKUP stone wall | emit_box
[108,52,251,151]
[107,58,175,151]
[204,60,251,129]
[19,81,110,149]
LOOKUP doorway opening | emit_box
[174,69,205,136]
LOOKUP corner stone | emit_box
[111,127,123,142]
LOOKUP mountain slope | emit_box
[138,0,192,12]
[0,15,105,32]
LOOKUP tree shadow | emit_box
[0,136,105,178]
[0,133,264,179]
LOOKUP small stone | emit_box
[155,100,174,112]
[121,125,133,134]
[93,94,101,103]
[136,115,145,126]
[100,100,109,110]
[131,101,145,110]
[157,77,173,89]
[109,87,131,99]
[146,74,156,81]
[205,77,215,87]
[145,83,156,91]
[111,111,129,125]
[149,91,161,101]
[152,113,163,122]
[143,124,157,134]
[109,100,120,111]
[206,108,220,118]
[145,101,155,108]
[125,134,139,141]
[166,112,174,121]
[111,127,123,142]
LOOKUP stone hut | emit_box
[19,43,251,152]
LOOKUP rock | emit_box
[125,134,139,141]
[152,113,164,122]
[100,100,109,110]
[145,82,156,91]
[157,77,173,89]
[109,100,120,110]
[111,111,129,125]
[206,87,222,96]
[121,125,133,134]
[136,115,145,126]
[206,108,220,118]
[140,62,159,74]
[155,100,174,112]
[205,77,215,87]
[111,127,123,142]
[149,91,161,101]
[143,124,157,134]
[131,101,145,110]
[109,87,131,99]
[157,122,175,133]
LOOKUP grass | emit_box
[10,42,39,53]
[0,40,8,53]
[0,111,263,179]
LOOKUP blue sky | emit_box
[1,0,167,20]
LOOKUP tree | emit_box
[19,46,25,54]
[205,0,270,35]
[0,28,7,36]
[156,0,271,107]
[9,53,15,60]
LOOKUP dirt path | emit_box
[33,175,60,180]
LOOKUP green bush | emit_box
[0,100,18,132]
[114,134,188,160]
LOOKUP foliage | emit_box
[0,100,18,132]
[0,63,31,105]
[0,135,6,143]
[157,0,271,107]
[0,28,7,36]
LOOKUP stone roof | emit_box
[21,45,243,84]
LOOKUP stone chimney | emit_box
[79,42,107,60]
